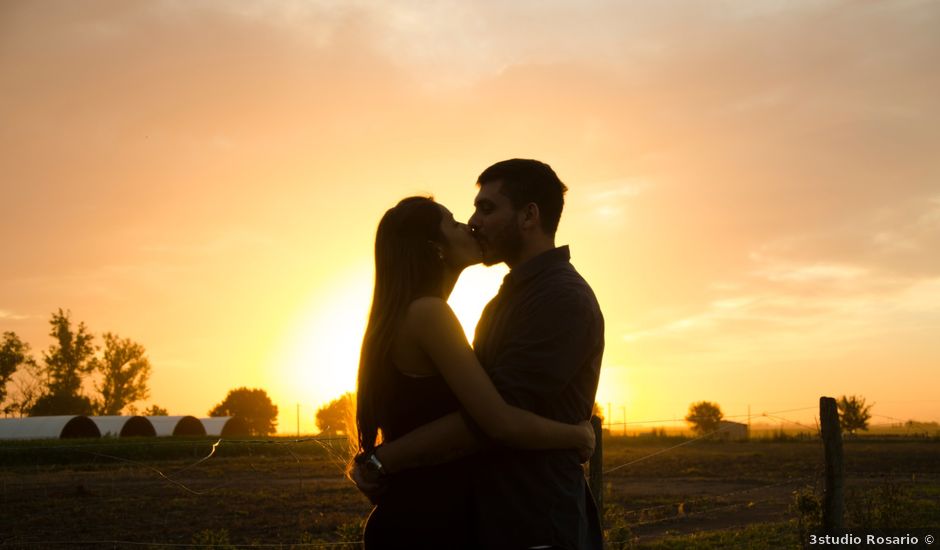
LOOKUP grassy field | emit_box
[1,435,938,549]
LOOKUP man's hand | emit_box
[578,419,596,463]
[347,456,388,505]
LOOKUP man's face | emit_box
[468,181,524,266]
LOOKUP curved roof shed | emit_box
[200,416,250,437]
[90,416,157,437]
[0,416,101,440]
[146,415,207,437]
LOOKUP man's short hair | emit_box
[477,158,568,236]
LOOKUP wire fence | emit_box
[2,404,938,549]
[2,541,363,549]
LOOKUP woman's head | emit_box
[373,196,446,301]
[356,196,480,454]
[373,196,481,291]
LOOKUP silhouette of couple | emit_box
[351,159,605,549]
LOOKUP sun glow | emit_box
[267,264,507,434]
[268,266,372,434]
[447,265,508,343]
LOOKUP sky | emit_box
[2,0,939,433]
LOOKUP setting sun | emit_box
[266,262,508,434]
[267,265,371,434]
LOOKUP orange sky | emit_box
[2,1,939,433]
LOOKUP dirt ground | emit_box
[1,438,938,548]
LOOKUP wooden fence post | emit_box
[589,415,604,516]
[819,396,844,529]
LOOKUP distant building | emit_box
[201,416,250,437]
[0,415,101,440]
[91,415,156,437]
[717,420,749,441]
[146,415,206,437]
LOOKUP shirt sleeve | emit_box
[487,288,600,413]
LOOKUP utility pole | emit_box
[748,404,751,438]
[296,403,300,438]
[622,406,627,437]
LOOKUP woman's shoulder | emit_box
[405,296,453,321]
[402,297,463,346]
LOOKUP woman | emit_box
[355,196,594,548]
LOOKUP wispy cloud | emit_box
[587,180,652,202]
[751,258,869,284]
[0,310,30,321]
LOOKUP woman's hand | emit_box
[348,453,388,505]
[577,419,596,463]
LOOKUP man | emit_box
[356,159,604,549]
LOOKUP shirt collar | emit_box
[502,245,571,289]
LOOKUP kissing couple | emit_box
[351,158,605,549]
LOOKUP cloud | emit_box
[752,259,869,284]
[587,180,652,203]
[623,249,940,369]
[0,310,30,321]
[750,195,940,280]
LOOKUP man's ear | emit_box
[519,203,540,231]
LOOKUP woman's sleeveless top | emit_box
[381,368,461,440]
[363,369,475,549]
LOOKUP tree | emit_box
[837,394,873,435]
[142,404,168,416]
[30,392,94,416]
[1,359,42,417]
[209,387,278,436]
[93,332,152,415]
[685,401,724,436]
[1,332,35,404]
[30,309,97,415]
[316,392,355,436]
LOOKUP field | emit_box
[1,435,938,549]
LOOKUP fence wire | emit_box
[3,403,935,549]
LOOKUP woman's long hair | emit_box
[357,196,447,454]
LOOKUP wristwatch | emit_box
[358,449,387,477]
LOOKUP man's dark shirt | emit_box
[470,245,604,549]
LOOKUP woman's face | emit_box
[438,205,483,269]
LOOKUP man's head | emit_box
[468,159,568,266]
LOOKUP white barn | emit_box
[717,420,749,441]
[89,416,157,437]
[200,416,250,437]
[145,415,207,437]
[0,416,101,440]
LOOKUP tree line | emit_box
[684,396,874,436]
[1,309,280,437]
[1,309,157,417]
[2,312,877,440]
